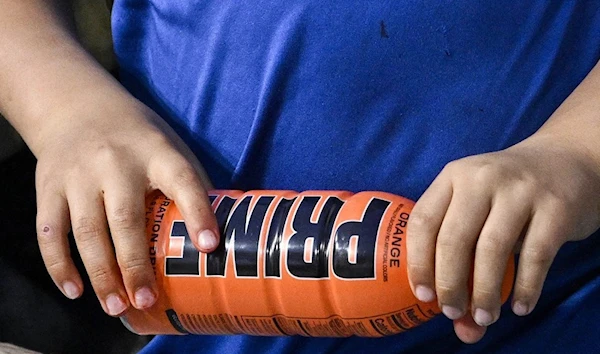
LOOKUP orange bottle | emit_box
[122,190,515,337]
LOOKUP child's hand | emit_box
[34,97,219,317]
[406,136,600,343]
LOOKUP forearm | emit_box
[530,60,600,173]
[0,0,128,156]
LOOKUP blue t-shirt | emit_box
[112,1,600,352]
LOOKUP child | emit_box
[1,0,599,352]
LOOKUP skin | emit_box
[407,60,600,342]
[0,0,219,316]
[1,0,598,344]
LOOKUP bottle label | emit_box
[123,190,514,337]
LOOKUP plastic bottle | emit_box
[122,190,515,337]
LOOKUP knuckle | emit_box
[435,279,460,294]
[88,266,115,285]
[407,263,432,280]
[44,257,71,276]
[544,191,563,206]
[109,206,142,231]
[477,233,511,255]
[473,286,498,299]
[472,163,497,183]
[173,166,200,189]
[435,281,462,301]
[442,160,460,174]
[515,277,541,296]
[549,201,572,222]
[73,218,105,243]
[436,232,462,250]
[542,192,569,212]
[510,179,534,198]
[472,279,502,303]
[151,130,172,147]
[176,200,213,232]
[438,218,472,243]
[408,210,435,232]
[521,244,557,266]
[95,144,122,163]
[119,255,151,277]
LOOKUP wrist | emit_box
[0,31,132,155]
[22,85,140,156]
[515,132,600,181]
[11,72,136,157]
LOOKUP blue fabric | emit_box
[112,1,600,352]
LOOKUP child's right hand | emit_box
[33,95,219,316]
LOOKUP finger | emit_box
[453,315,487,344]
[435,188,490,320]
[36,189,83,300]
[512,206,564,317]
[407,175,453,303]
[68,188,129,316]
[104,178,157,310]
[150,154,219,253]
[148,113,215,190]
[471,193,530,326]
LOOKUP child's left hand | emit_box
[406,135,600,343]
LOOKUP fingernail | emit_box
[442,305,463,320]
[62,281,80,300]
[134,287,156,309]
[513,301,530,316]
[415,286,436,302]
[197,230,218,250]
[106,294,127,316]
[474,308,494,326]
